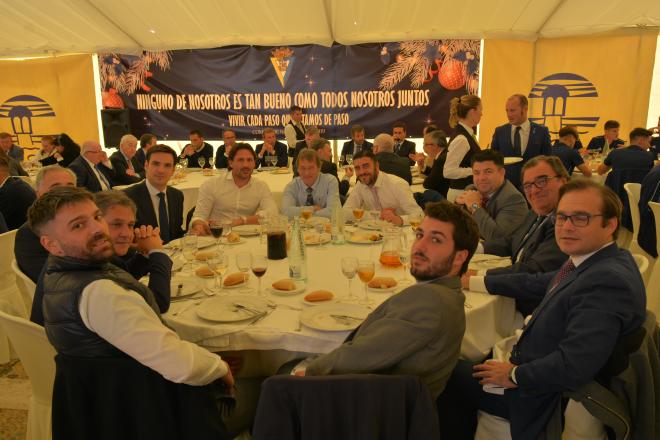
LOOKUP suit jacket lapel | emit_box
[139,183,159,226]
[82,159,101,191]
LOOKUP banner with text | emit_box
[99,40,480,140]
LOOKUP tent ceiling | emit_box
[0,0,658,57]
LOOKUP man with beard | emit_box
[30,186,233,439]
[190,143,277,233]
[178,129,213,168]
[29,190,173,324]
[294,201,479,399]
[343,150,422,226]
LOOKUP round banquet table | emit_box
[163,225,520,365]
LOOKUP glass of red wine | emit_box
[209,220,223,250]
[251,254,268,296]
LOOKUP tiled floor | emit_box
[0,359,29,440]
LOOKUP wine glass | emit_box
[300,206,313,226]
[209,220,223,249]
[221,222,232,247]
[357,260,375,305]
[236,252,253,293]
[340,155,345,166]
[206,256,222,295]
[251,254,268,296]
[345,154,353,166]
[181,234,198,276]
[314,222,327,250]
[197,156,206,168]
[352,208,364,224]
[341,257,358,301]
[409,213,422,232]
[267,155,277,167]
[257,212,268,244]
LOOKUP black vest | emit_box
[288,120,305,141]
[448,124,481,190]
[43,255,161,357]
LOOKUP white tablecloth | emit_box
[163,229,518,362]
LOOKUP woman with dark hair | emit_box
[444,95,483,202]
[40,133,81,167]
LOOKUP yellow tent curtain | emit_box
[0,54,97,160]
[480,29,658,147]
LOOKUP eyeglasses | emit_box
[522,175,560,192]
[551,213,604,227]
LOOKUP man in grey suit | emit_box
[373,133,412,184]
[462,155,569,315]
[296,201,480,399]
[456,149,528,246]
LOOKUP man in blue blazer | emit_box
[491,94,552,186]
[438,179,646,439]
[340,124,373,165]
[68,140,117,192]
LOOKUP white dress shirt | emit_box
[343,171,422,223]
[443,122,476,179]
[510,119,531,156]
[191,171,278,224]
[79,279,227,385]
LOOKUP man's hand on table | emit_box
[473,360,517,389]
[381,208,403,226]
[190,220,211,236]
[461,269,476,289]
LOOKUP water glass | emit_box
[341,257,358,301]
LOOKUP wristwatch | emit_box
[470,202,480,213]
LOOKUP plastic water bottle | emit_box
[288,217,307,281]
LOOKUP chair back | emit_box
[0,229,17,275]
[624,183,642,240]
[647,202,660,317]
[11,259,36,315]
[252,374,439,440]
[631,254,650,277]
[606,169,651,230]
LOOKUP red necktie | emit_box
[550,259,576,292]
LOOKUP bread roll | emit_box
[195,266,214,277]
[195,250,218,261]
[368,277,397,289]
[304,290,334,302]
[272,278,296,291]
[226,232,240,243]
[223,272,248,286]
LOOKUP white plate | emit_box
[269,281,306,296]
[503,156,523,165]
[232,225,261,236]
[300,303,370,331]
[165,236,217,249]
[368,285,398,293]
[196,295,268,323]
[469,254,511,270]
[221,237,246,245]
[303,232,331,246]
[359,220,385,230]
[170,277,202,298]
[347,234,383,245]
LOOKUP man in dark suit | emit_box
[68,140,116,192]
[255,128,288,168]
[340,124,373,164]
[462,155,569,315]
[291,127,320,175]
[124,145,184,244]
[214,128,237,169]
[638,164,660,257]
[0,155,36,230]
[0,132,24,161]
[598,128,655,230]
[373,133,412,184]
[392,121,416,165]
[439,179,646,439]
[178,129,213,168]
[109,134,142,185]
[587,119,625,154]
[491,94,552,186]
[311,138,352,197]
[455,149,528,246]
[414,129,449,198]
[134,133,157,176]
[14,165,77,283]
[551,126,592,176]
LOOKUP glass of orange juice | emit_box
[357,260,375,305]
[300,206,313,224]
[353,207,364,223]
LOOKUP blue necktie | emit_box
[157,192,170,243]
[305,187,314,206]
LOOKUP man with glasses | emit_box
[462,156,568,315]
[439,179,645,439]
